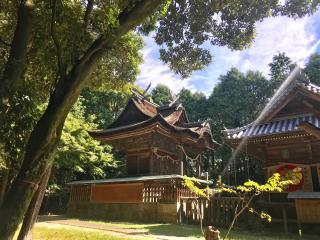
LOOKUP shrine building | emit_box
[223,69,320,228]
[67,89,216,222]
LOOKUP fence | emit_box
[178,196,244,227]
[143,183,197,203]
[69,185,91,202]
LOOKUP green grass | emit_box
[33,225,147,240]
[32,216,320,239]
[69,218,203,237]
[32,223,320,240]
[60,218,320,239]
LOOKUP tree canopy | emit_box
[151,84,173,105]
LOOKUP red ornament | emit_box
[276,164,304,192]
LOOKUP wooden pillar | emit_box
[125,153,129,175]
[180,159,184,175]
[178,146,184,175]
[196,155,201,178]
[150,150,154,175]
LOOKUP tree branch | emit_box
[50,0,65,79]
[83,0,94,29]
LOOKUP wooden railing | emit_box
[143,183,197,203]
[69,185,91,202]
[178,197,243,226]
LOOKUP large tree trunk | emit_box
[0,169,9,206]
[0,0,34,100]
[17,165,52,240]
[0,2,163,239]
[0,0,34,210]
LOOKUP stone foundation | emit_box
[67,201,178,223]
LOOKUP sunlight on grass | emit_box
[33,225,146,240]
[32,218,320,240]
[64,218,318,240]
[69,218,203,237]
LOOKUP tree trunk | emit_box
[0,2,163,239]
[0,0,34,99]
[0,169,9,206]
[17,165,52,240]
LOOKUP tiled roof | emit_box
[225,114,320,139]
[298,82,320,95]
[224,69,320,140]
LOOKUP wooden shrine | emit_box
[67,89,216,222]
[223,70,320,230]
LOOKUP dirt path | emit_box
[37,215,199,240]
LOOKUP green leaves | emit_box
[182,176,210,198]
[269,52,296,90]
[151,84,173,105]
[305,53,320,85]
[220,173,294,194]
[154,0,319,78]
[52,98,119,190]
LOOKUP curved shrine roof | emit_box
[89,92,216,149]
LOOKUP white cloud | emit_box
[237,16,317,73]
[136,37,196,94]
[136,10,320,96]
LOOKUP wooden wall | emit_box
[90,183,143,203]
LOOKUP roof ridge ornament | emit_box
[169,92,180,107]
[130,82,152,101]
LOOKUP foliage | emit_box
[208,68,271,128]
[0,0,144,187]
[206,68,271,183]
[151,84,173,105]
[305,53,320,85]
[179,89,207,122]
[217,173,293,240]
[269,52,296,90]
[0,144,7,171]
[0,92,43,180]
[220,173,293,195]
[182,176,210,198]
[81,84,133,129]
[183,173,294,240]
[154,0,319,78]
[52,99,119,192]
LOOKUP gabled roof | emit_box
[89,91,216,149]
[224,68,320,141]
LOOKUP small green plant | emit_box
[183,173,294,240]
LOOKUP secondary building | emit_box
[223,70,320,228]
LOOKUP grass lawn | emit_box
[32,224,149,240]
[35,218,319,240]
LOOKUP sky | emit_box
[136,9,320,97]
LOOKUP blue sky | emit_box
[136,9,320,96]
